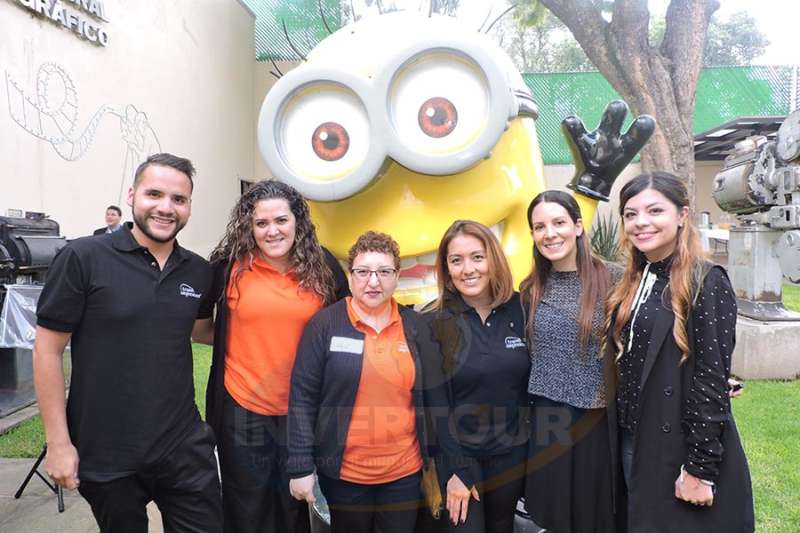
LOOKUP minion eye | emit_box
[388,51,489,156]
[418,97,458,138]
[312,122,350,161]
[274,83,369,182]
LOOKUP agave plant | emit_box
[590,212,621,262]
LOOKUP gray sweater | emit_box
[527,263,623,409]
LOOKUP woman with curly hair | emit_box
[605,172,753,532]
[193,179,348,533]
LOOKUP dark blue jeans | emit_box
[620,427,635,490]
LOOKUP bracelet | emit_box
[680,464,715,486]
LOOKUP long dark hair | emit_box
[209,180,336,304]
[604,171,704,364]
[520,190,611,353]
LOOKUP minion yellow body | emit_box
[258,13,599,304]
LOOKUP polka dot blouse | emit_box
[617,259,737,482]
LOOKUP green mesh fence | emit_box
[242,0,343,61]
[524,66,795,164]
[693,66,793,132]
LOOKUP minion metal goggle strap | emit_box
[258,38,538,202]
[514,89,539,120]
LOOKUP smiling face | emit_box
[259,13,547,303]
[127,164,191,245]
[531,201,583,271]
[252,198,296,271]
[446,233,491,307]
[622,188,689,262]
[349,251,399,312]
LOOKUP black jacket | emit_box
[422,291,530,489]
[605,265,754,532]
[286,299,462,481]
[203,248,348,438]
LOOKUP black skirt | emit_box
[524,395,616,533]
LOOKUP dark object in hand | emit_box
[563,100,656,202]
[728,378,744,393]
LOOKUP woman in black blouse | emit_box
[604,172,754,532]
[424,220,530,533]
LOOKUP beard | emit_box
[131,207,187,244]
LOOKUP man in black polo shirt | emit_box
[33,153,222,533]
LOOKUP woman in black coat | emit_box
[603,172,754,532]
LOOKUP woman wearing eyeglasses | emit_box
[287,231,453,533]
[193,180,348,533]
[423,220,531,533]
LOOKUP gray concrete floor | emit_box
[0,458,163,533]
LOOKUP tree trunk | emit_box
[537,0,720,210]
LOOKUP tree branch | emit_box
[539,0,622,87]
[611,0,650,43]
[661,0,720,117]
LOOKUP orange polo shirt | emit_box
[339,297,423,484]
[224,257,323,416]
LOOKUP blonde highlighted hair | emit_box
[604,172,706,364]
[432,220,514,311]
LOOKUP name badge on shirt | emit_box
[505,336,526,349]
[330,336,364,354]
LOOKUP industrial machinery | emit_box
[0,214,66,417]
[712,109,800,320]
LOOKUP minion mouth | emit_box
[395,221,504,303]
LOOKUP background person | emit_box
[521,191,619,533]
[605,171,754,532]
[193,179,347,533]
[287,231,449,533]
[93,204,123,234]
[34,153,222,533]
[424,220,530,533]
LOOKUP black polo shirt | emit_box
[37,226,213,482]
[448,293,531,455]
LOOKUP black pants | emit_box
[218,390,310,533]
[448,446,526,533]
[78,420,222,533]
[318,471,422,533]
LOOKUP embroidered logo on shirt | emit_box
[179,283,202,299]
[397,342,409,353]
[505,336,525,349]
[330,336,364,354]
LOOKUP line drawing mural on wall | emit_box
[5,62,161,204]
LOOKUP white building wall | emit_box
[0,0,255,256]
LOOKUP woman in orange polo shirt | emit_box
[194,180,348,533]
[287,231,454,533]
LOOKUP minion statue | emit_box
[258,12,654,304]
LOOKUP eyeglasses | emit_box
[350,267,398,280]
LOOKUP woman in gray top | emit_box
[521,190,620,533]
